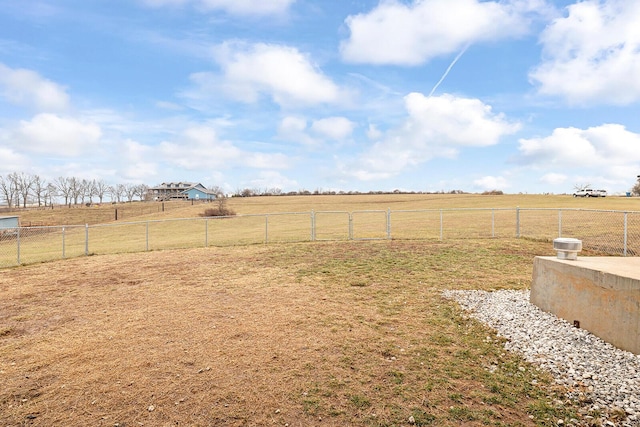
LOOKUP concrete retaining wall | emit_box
[531,256,640,355]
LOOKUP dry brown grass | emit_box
[1,239,583,426]
[11,193,640,227]
[4,194,637,269]
[10,201,197,226]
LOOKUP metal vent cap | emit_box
[553,238,582,260]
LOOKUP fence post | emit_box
[311,210,315,242]
[491,208,495,238]
[16,227,20,265]
[146,221,149,251]
[62,227,66,259]
[439,209,443,241]
[558,209,562,237]
[348,213,353,240]
[516,207,520,238]
[386,208,391,239]
[85,224,89,256]
[624,212,628,257]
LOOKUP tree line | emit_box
[1,171,523,209]
[0,172,149,208]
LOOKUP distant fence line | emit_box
[0,200,210,226]
[1,207,639,268]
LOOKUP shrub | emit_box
[202,207,235,217]
[202,197,235,217]
[482,190,504,195]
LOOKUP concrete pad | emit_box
[531,256,640,355]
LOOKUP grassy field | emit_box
[2,193,639,268]
[0,194,636,425]
[8,193,640,226]
[0,238,591,426]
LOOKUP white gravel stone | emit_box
[443,289,640,427]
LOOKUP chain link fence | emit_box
[1,208,639,268]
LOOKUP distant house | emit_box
[148,182,217,201]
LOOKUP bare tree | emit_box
[208,185,225,197]
[32,175,47,207]
[79,179,88,204]
[0,173,19,208]
[55,176,73,207]
[45,183,58,206]
[632,177,640,196]
[134,184,149,201]
[81,179,97,204]
[115,184,126,203]
[107,185,116,203]
[124,183,137,202]
[107,184,125,203]
[69,177,83,205]
[573,183,591,191]
[94,179,109,203]
[16,172,36,208]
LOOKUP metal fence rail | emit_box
[1,208,639,268]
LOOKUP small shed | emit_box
[0,216,19,229]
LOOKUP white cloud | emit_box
[118,139,159,181]
[244,152,290,169]
[518,124,640,169]
[403,93,521,146]
[530,1,640,105]
[0,63,69,111]
[340,0,545,65]
[310,117,355,141]
[193,42,344,107]
[159,125,290,170]
[367,123,382,140]
[519,127,598,167]
[278,116,307,135]
[474,176,509,190]
[246,170,298,190]
[15,113,102,156]
[345,92,520,180]
[142,0,296,16]
[0,147,27,174]
[155,100,185,111]
[278,116,355,146]
[159,126,241,169]
[540,172,567,185]
[277,116,316,146]
[518,124,640,184]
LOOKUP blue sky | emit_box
[1,0,639,195]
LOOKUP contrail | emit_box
[429,43,470,97]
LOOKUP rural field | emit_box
[10,192,640,226]
[1,194,637,426]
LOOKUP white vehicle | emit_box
[596,189,607,197]
[573,188,596,197]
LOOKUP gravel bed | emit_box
[443,289,640,427]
